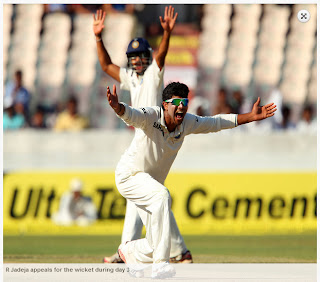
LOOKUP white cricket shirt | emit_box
[116,105,238,185]
[119,59,164,107]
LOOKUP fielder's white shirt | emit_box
[119,59,164,107]
[116,105,238,185]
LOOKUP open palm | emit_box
[159,6,178,33]
[252,97,277,121]
[106,85,119,110]
[93,9,106,36]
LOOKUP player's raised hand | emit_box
[93,9,106,36]
[251,97,277,121]
[107,85,120,112]
[159,6,178,33]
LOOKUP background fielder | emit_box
[93,6,192,263]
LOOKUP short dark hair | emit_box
[162,82,189,101]
[303,104,313,114]
[15,70,22,78]
[68,96,78,105]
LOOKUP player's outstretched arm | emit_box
[107,85,125,116]
[107,85,150,130]
[93,10,120,82]
[237,97,277,125]
[156,6,178,70]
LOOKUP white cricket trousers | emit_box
[116,171,181,263]
[122,200,187,258]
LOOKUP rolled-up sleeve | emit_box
[119,68,130,91]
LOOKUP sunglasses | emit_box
[165,98,189,107]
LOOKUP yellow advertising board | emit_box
[3,171,316,235]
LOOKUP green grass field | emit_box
[3,233,316,263]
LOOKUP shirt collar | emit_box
[160,107,183,139]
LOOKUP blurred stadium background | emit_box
[3,4,317,263]
[3,4,317,128]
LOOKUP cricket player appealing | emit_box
[107,82,277,278]
[93,7,192,264]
